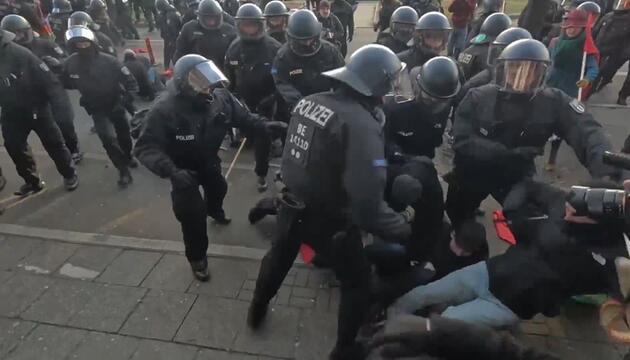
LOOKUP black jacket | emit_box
[384,100,450,160]
[134,83,267,177]
[453,85,618,191]
[318,14,345,48]
[376,30,409,54]
[457,41,490,80]
[453,67,491,110]
[157,8,183,41]
[0,36,65,113]
[269,29,287,44]
[224,35,282,110]
[331,0,354,40]
[25,38,66,73]
[124,56,155,99]
[62,50,139,113]
[271,40,345,110]
[595,8,630,58]
[174,20,237,69]
[397,46,435,71]
[282,88,411,241]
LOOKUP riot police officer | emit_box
[271,9,345,113]
[68,11,117,55]
[384,56,461,259]
[62,27,139,187]
[330,0,354,56]
[317,0,345,54]
[263,0,288,43]
[1,14,83,163]
[182,0,198,23]
[447,39,619,227]
[248,44,412,360]
[49,0,74,47]
[376,5,418,54]
[457,12,511,80]
[0,29,79,195]
[115,0,140,39]
[134,54,286,280]
[468,0,503,41]
[225,3,282,191]
[88,0,124,46]
[174,0,236,68]
[155,0,182,68]
[454,27,532,108]
[397,11,451,70]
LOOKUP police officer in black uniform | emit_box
[397,11,451,70]
[330,0,354,56]
[1,14,83,163]
[468,0,503,41]
[0,29,79,195]
[182,0,198,23]
[317,0,345,54]
[447,39,620,227]
[454,27,532,109]
[271,9,345,114]
[219,0,238,16]
[174,0,236,68]
[115,0,140,39]
[68,10,117,55]
[263,0,288,44]
[155,0,182,68]
[225,3,282,191]
[457,11,511,80]
[134,54,286,280]
[49,0,74,47]
[376,5,418,54]
[88,0,125,46]
[62,27,139,187]
[248,44,412,360]
[384,56,460,259]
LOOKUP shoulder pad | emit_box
[471,34,487,44]
[569,98,585,114]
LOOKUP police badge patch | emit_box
[569,98,585,114]
[458,53,473,64]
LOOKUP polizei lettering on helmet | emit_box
[292,98,335,128]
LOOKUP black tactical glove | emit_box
[40,56,63,74]
[170,169,198,190]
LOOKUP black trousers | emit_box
[163,38,177,68]
[595,53,630,99]
[252,209,370,349]
[142,5,156,30]
[116,8,140,38]
[51,90,79,154]
[171,162,228,262]
[1,107,75,184]
[91,106,132,170]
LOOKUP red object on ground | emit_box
[144,38,156,65]
[493,210,516,246]
[300,244,315,264]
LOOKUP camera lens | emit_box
[568,186,589,216]
[568,186,625,219]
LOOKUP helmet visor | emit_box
[68,17,91,28]
[266,16,286,31]
[487,43,505,67]
[65,26,95,42]
[495,60,548,93]
[237,19,264,40]
[187,60,229,94]
[199,14,222,29]
[411,29,450,53]
[288,36,321,56]
[391,22,414,43]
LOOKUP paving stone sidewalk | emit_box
[0,233,629,360]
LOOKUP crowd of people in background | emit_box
[2,0,630,358]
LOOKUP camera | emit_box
[567,151,630,223]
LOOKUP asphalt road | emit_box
[0,24,628,256]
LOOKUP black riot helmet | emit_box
[415,56,461,99]
[173,54,230,99]
[479,12,511,38]
[481,0,503,12]
[197,0,223,29]
[494,39,550,95]
[286,10,322,57]
[187,0,200,8]
[0,14,34,45]
[323,44,405,97]
[53,0,73,14]
[65,26,98,56]
[68,11,98,29]
[409,11,451,55]
[155,0,176,12]
[389,6,418,44]
[487,27,531,66]
[87,0,107,15]
[235,3,265,41]
[263,1,288,33]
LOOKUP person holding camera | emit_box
[446,38,620,229]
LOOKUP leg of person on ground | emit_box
[388,261,489,317]
[441,297,520,329]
